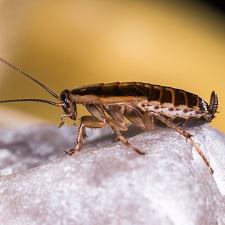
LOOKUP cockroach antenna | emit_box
[0,57,59,99]
[0,98,61,107]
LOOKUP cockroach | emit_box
[0,57,218,174]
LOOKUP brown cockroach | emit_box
[0,57,218,174]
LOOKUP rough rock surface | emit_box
[0,124,225,225]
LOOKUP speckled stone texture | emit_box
[0,125,225,225]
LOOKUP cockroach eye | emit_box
[60,91,70,108]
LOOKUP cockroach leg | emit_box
[85,104,143,154]
[58,113,72,128]
[189,138,214,174]
[153,113,192,139]
[108,120,145,155]
[116,130,145,155]
[65,123,85,155]
[65,116,105,156]
[152,112,213,174]
[87,104,142,154]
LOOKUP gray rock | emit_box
[0,124,224,225]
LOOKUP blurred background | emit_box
[0,0,224,131]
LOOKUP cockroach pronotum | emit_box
[0,57,218,174]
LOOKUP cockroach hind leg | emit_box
[189,138,214,174]
[209,167,214,174]
[152,113,213,174]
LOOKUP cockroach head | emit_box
[60,90,77,120]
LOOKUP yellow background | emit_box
[0,1,224,131]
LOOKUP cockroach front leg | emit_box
[65,116,105,156]
[58,113,73,128]
[152,112,214,174]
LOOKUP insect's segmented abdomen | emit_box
[137,83,205,110]
[72,82,206,110]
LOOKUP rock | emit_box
[0,124,225,225]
